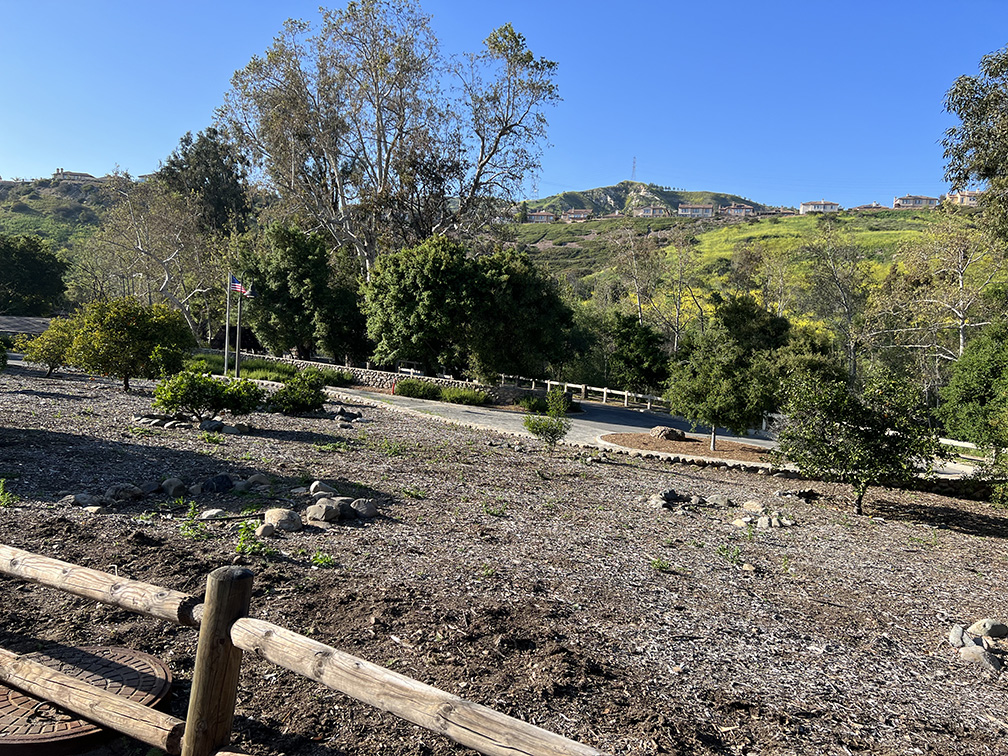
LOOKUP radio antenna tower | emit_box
[631,156,637,182]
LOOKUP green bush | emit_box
[16,316,80,377]
[517,393,548,413]
[153,370,265,419]
[268,369,327,414]
[394,378,442,400]
[522,387,572,449]
[441,386,489,405]
[0,346,6,371]
[316,367,354,387]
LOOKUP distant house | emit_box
[561,208,592,222]
[633,205,670,218]
[945,190,981,207]
[720,203,754,217]
[677,203,714,218]
[893,194,939,210]
[799,199,840,214]
[52,168,98,182]
[850,201,886,211]
[527,210,556,224]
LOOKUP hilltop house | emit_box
[893,194,939,210]
[677,203,714,218]
[561,208,592,222]
[721,203,754,217]
[799,199,840,214]
[945,190,981,207]
[527,210,555,224]
[52,168,99,182]
[633,205,670,218]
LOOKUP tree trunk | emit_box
[853,485,867,515]
[710,426,717,452]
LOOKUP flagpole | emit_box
[235,293,243,379]
[223,274,232,375]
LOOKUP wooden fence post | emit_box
[182,566,253,756]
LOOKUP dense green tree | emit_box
[0,233,65,315]
[606,314,669,393]
[666,296,792,450]
[470,250,573,378]
[943,45,1008,238]
[362,236,478,372]
[937,320,1008,453]
[157,127,252,234]
[66,298,195,390]
[239,224,366,361]
[778,372,941,514]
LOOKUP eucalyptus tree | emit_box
[217,0,558,276]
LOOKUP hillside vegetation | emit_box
[527,179,764,215]
[0,179,105,249]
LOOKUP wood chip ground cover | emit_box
[0,365,1006,756]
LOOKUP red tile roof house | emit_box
[721,202,754,217]
[799,199,840,214]
[677,203,715,217]
[561,208,592,222]
[633,204,670,217]
[893,194,939,209]
[526,210,556,223]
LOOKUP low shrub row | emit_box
[394,378,489,406]
[154,367,336,418]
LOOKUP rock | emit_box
[707,493,730,507]
[958,644,1003,673]
[967,618,1008,638]
[82,506,107,515]
[56,495,76,506]
[139,481,161,495]
[306,501,339,523]
[247,474,270,486]
[771,517,782,528]
[199,419,225,432]
[290,487,309,495]
[757,516,771,530]
[310,480,336,495]
[351,498,379,519]
[690,495,705,506]
[232,480,252,493]
[233,423,251,434]
[161,478,186,497]
[199,508,227,520]
[780,517,795,527]
[741,562,757,572]
[220,425,242,435]
[650,426,686,441]
[948,624,967,648]
[188,484,202,496]
[104,484,143,502]
[73,493,103,507]
[203,474,235,494]
[732,518,752,528]
[742,500,765,513]
[265,508,302,532]
[255,523,275,538]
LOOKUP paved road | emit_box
[330,387,774,450]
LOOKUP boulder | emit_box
[199,419,225,432]
[203,474,235,494]
[650,426,686,441]
[306,501,340,523]
[310,480,336,495]
[265,508,302,532]
[967,618,1008,639]
[161,478,186,497]
[351,498,379,519]
[255,522,275,538]
[958,644,1003,673]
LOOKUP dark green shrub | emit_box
[517,393,548,413]
[0,346,6,371]
[316,367,354,387]
[154,370,227,419]
[222,379,267,415]
[441,386,489,405]
[522,388,572,449]
[268,369,327,414]
[394,378,442,400]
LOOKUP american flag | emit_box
[229,274,253,297]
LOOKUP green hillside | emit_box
[0,179,105,249]
[527,180,765,216]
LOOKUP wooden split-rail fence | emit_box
[0,544,608,756]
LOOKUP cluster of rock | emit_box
[227,480,382,540]
[130,404,366,435]
[59,473,273,513]
[648,488,803,530]
[948,618,1007,673]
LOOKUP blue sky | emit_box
[1,0,1005,209]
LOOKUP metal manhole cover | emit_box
[0,646,172,755]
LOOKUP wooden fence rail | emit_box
[0,545,608,756]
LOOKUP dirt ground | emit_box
[600,433,773,464]
[0,364,1007,756]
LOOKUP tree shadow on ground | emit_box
[868,497,1008,538]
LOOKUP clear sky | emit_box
[1,0,1005,209]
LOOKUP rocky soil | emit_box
[0,364,1007,756]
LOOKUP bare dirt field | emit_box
[0,364,1006,756]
